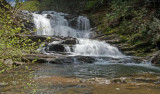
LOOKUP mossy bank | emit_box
[87,0,160,60]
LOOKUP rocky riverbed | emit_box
[1,63,160,94]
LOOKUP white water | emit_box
[33,14,53,35]
[72,39,124,57]
[33,12,90,38]
[33,11,124,57]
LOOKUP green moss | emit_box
[103,27,119,35]
[89,0,160,56]
[119,35,129,42]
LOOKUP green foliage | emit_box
[19,0,40,11]
[86,0,106,10]
[86,0,98,10]
[0,2,37,71]
[39,0,54,10]
[106,0,130,21]
[149,17,160,44]
[93,0,160,56]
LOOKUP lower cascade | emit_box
[72,39,124,57]
[33,11,124,58]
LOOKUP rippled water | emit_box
[28,61,160,94]
[33,62,160,79]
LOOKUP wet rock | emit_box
[76,56,96,63]
[135,78,157,83]
[20,35,78,46]
[49,56,96,64]
[46,14,52,19]
[27,35,49,42]
[49,57,74,64]
[154,81,160,84]
[13,61,25,66]
[22,53,57,63]
[151,51,160,65]
[111,78,127,84]
[34,11,43,14]
[49,44,65,52]
[85,78,112,85]
[22,56,46,63]
[64,14,78,19]
[61,39,77,45]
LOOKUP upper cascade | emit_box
[33,11,90,38]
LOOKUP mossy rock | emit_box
[103,27,120,35]
[119,35,129,42]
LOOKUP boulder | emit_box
[76,56,96,63]
[49,56,96,64]
[22,53,57,63]
[151,51,160,65]
[49,44,65,52]
[4,59,14,67]
[46,14,52,19]
[61,39,77,45]
[49,57,74,64]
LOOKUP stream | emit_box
[0,11,160,94]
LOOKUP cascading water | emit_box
[33,14,53,35]
[33,11,124,58]
[33,11,90,38]
[73,39,123,57]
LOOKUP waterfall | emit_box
[33,11,90,38]
[33,11,124,58]
[77,16,90,30]
[73,39,123,57]
[33,14,53,35]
